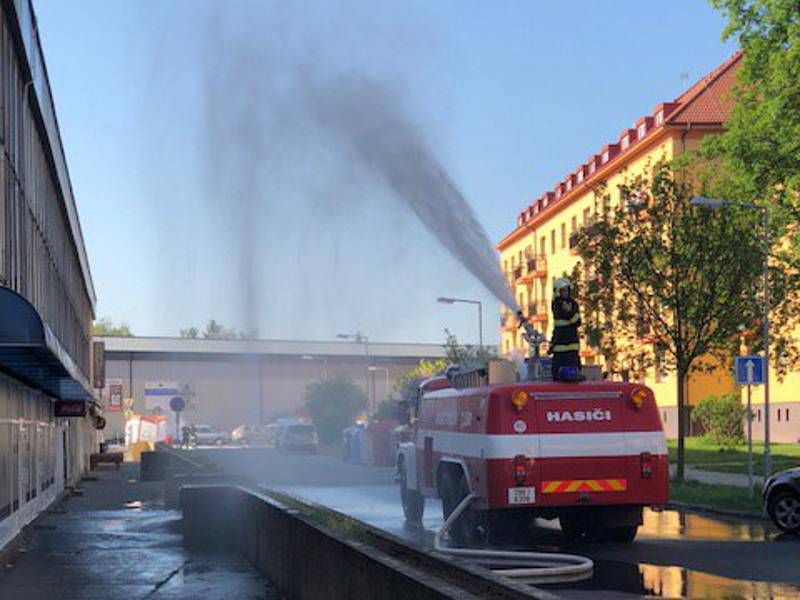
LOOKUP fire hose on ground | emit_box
[434,492,594,583]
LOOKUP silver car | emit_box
[192,424,231,446]
[278,423,319,453]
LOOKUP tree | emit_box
[180,326,199,339]
[570,166,791,482]
[394,358,450,399]
[304,376,368,444]
[93,317,133,337]
[178,320,258,340]
[707,0,800,226]
[443,329,496,366]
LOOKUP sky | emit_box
[34,0,736,346]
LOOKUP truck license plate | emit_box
[508,487,536,505]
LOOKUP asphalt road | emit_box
[196,446,800,599]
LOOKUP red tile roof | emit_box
[501,52,743,249]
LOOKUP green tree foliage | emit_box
[304,376,368,444]
[92,317,133,337]
[443,329,496,365]
[707,0,800,222]
[179,320,258,340]
[692,393,746,448]
[371,398,400,421]
[571,166,794,481]
[393,358,450,399]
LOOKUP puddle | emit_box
[543,560,800,599]
[639,509,773,542]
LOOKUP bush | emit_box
[692,393,745,448]
[304,377,368,445]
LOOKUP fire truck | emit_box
[396,360,669,544]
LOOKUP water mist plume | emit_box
[299,72,520,313]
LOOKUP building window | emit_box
[583,207,591,224]
[566,179,572,191]
[540,237,546,256]
[577,171,584,183]
[638,123,647,139]
[655,110,664,126]
[662,411,667,423]
[556,187,562,199]
[589,161,596,174]
[571,216,577,233]
[621,135,630,150]
[560,224,566,248]
[778,410,781,422]
[786,409,790,421]
[757,409,762,422]
[550,230,556,254]
[601,150,609,164]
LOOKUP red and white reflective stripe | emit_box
[416,430,666,459]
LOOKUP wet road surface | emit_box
[198,446,800,599]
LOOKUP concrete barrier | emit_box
[140,451,169,481]
[180,485,482,600]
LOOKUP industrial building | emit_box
[498,52,798,443]
[97,336,449,440]
[0,0,98,547]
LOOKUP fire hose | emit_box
[434,492,594,583]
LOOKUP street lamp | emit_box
[691,196,771,476]
[368,366,390,405]
[337,332,372,410]
[437,297,483,349]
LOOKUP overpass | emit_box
[97,336,452,438]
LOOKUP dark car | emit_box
[763,466,800,534]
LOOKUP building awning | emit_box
[0,287,91,400]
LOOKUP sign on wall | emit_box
[145,381,191,415]
[100,378,124,412]
[92,341,106,389]
[55,400,87,418]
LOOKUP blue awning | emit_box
[0,287,91,401]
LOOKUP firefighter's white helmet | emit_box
[553,277,571,292]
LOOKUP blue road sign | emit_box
[735,355,765,385]
[169,396,186,412]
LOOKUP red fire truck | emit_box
[396,367,668,544]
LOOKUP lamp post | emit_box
[368,366,390,406]
[437,297,483,349]
[690,196,771,477]
[337,332,372,410]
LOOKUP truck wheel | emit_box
[399,462,424,524]
[441,470,476,546]
[597,525,639,543]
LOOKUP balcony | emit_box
[528,302,548,323]
[525,256,547,279]
[513,266,524,282]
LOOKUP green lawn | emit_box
[669,479,763,514]
[667,438,800,476]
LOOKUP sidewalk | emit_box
[670,463,764,488]
[0,463,279,600]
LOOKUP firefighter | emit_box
[551,277,581,381]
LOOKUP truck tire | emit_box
[596,525,639,543]
[399,462,424,524]
[440,470,476,546]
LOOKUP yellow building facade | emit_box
[496,53,799,440]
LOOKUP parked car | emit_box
[763,466,800,534]
[278,422,319,453]
[232,424,273,446]
[192,424,231,446]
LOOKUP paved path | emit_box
[0,464,279,600]
[669,464,764,488]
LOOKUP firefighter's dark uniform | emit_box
[551,296,581,381]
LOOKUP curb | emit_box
[664,501,768,522]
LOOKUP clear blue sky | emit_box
[35,0,735,345]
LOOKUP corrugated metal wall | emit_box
[0,1,94,379]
